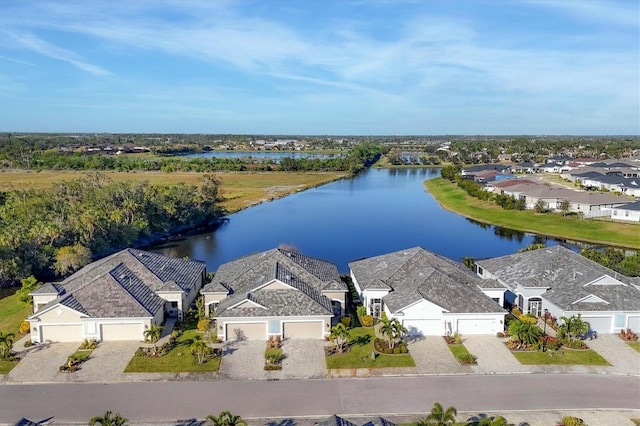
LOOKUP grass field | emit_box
[124,329,221,373]
[424,178,640,249]
[511,349,611,365]
[0,170,347,213]
[325,327,415,369]
[628,342,640,353]
[0,291,31,336]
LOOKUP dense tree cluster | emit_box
[581,248,640,277]
[0,173,223,286]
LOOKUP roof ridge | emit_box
[109,263,157,316]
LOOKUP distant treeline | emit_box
[0,173,224,286]
[0,140,384,174]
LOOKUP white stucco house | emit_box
[28,248,206,343]
[475,245,640,334]
[201,248,347,341]
[349,247,506,337]
[611,200,640,222]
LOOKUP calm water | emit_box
[152,168,575,273]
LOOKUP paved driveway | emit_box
[219,339,327,380]
[6,341,79,383]
[72,341,140,383]
[584,333,640,375]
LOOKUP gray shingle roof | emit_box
[476,245,640,312]
[206,248,340,318]
[316,416,358,426]
[349,247,504,314]
[30,248,205,319]
[614,200,640,211]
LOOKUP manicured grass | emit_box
[0,170,347,214]
[511,349,611,365]
[325,327,415,369]
[0,291,32,336]
[0,359,19,374]
[124,329,221,373]
[424,178,640,249]
[446,343,478,364]
[627,342,640,353]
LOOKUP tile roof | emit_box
[206,248,341,318]
[30,249,205,319]
[476,245,640,312]
[349,247,504,314]
[316,415,358,426]
[614,200,640,211]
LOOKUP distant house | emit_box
[28,249,206,343]
[349,247,505,337]
[201,248,347,341]
[611,200,640,222]
[461,164,512,178]
[475,245,640,334]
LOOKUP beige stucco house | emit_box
[201,248,347,341]
[28,248,206,343]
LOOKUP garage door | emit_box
[226,323,266,341]
[101,323,143,341]
[41,324,83,342]
[457,319,499,335]
[627,316,640,332]
[582,316,612,333]
[283,321,322,339]
[403,319,444,336]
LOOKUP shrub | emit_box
[456,353,477,364]
[18,321,30,335]
[356,305,367,318]
[265,347,283,364]
[340,316,351,328]
[360,315,374,327]
[512,307,522,317]
[618,328,638,341]
[267,335,282,349]
[561,416,587,426]
[197,318,210,332]
[79,339,98,350]
[23,340,32,348]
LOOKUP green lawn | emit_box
[446,343,477,364]
[424,178,640,249]
[628,342,640,353]
[0,291,32,336]
[511,349,611,365]
[124,329,221,373]
[0,359,19,374]
[325,327,415,369]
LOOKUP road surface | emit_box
[1,374,638,424]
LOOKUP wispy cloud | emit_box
[0,55,34,66]
[8,32,111,76]
[523,0,640,27]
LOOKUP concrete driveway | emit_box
[72,341,140,383]
[219,338,327,380]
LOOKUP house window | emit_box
[491,298,500,304]
[614,314,626,328]
[613,210,617,216]
[268,320,280,334]
[477,266,484,276]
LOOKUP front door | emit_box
[529,299,542,316]
[371,299,382,319]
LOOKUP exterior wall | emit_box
[450,313,505,335]
[361,289,391,316]
[29,304,86,343]
[350,272,363,300]
[203,292,228,316]
[481,289,505,307]
[323,291,346,308]
[32,294,58,312]
[158,291,186,320]
[514,285,548,313]
[612,208,640,222]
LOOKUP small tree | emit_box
[16,275,41,304]
[534,199,548,214]
[54,244,92,276]
[195,295,206,319]
[190,335,210,364]
[206,410,247,426]
[391,318,408,348]
[88,410,129,426]
[559,199,571,216]
[0,331,15,358]
[356,305,367,318]
[143,324,163,355]
[558,314,588,344]
[417,402,457,426]
[329,323,350,354]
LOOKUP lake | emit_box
[152,167,578,273]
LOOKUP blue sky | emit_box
[0,1,638,135]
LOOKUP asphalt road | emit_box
[1,374,639,424]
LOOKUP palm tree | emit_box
[329,323,350,354]
[472,415,513,426]
[88,410,129,426]
[206,410,247,426]
[391,318,408,349]
[379,317,395,349]
[143,324,164,355]
[0,331,15,358]
[190,335,209,364]
[558,314,588,344]
[507,319,542,349]
[417,402,457,426]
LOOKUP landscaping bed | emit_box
[325,327,415,369]
[511,348,610,366]
[447,343,477,365]
[59,339,98,373]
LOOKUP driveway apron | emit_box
[71,341,140,383]
[407,336,471,375]
[6,342,79,383]
[462,335,529,374]
[584,333,640,375]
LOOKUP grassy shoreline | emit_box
[423,177,640,249]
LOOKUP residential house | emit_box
[28,249,206,343]
[201,248,347,341]
[475,245,640,333]
[611,200,640,222]
[349,247,506,337]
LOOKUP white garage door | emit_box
[582,316,612,333]
[226,323,266,341]
[41,324,83,342]
[283,321,322,339]
[101,323,143,341]
[403,319,444,336]
[627,316,640,333]
[457,319,499,335]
